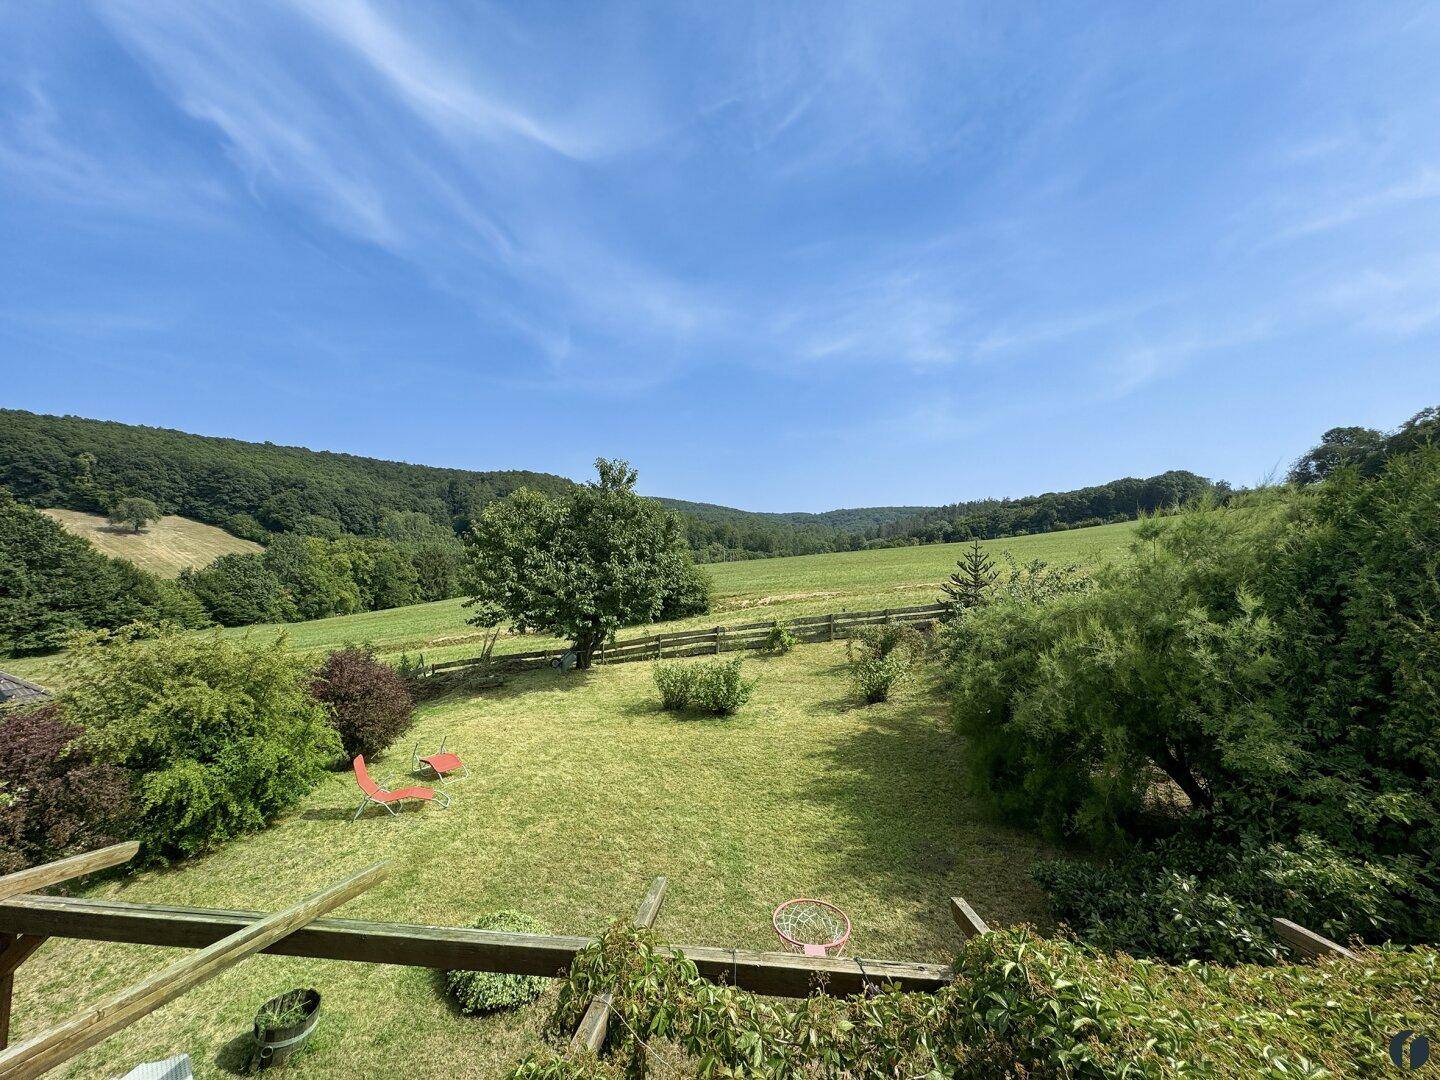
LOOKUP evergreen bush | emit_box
[58,627,340,861]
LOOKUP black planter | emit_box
[251,989,320,1070]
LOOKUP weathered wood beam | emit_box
[0,844,140,904]
[0,862,387,1080]
[0,936,47,983]
[0,935,48,1052]
[0,894,952,997]
[949,897,990,940]
[570,876,668,1054]
[1273,917,1358,961]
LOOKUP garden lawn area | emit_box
[10,643,1056,1079]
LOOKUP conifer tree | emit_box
[941,539,998,613]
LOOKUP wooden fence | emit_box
[429,601,948,676]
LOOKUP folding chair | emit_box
[411,735,469,784]
[351,755,450,820]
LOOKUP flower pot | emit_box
[251,989,320,1070]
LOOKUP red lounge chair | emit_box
[411,735,468,784]
[351,755,450,820]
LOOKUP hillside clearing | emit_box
[10,644,1055,1078]
[40,509,261,578]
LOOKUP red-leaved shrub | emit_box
[310,647,416,759]
[0,704,133,875]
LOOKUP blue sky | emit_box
[3,2,1438,511]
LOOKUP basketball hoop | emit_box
[772,898,851,957]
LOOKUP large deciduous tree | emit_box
[107,495,161,533]
[464,459,709,668]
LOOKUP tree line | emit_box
[858,469,1220,546]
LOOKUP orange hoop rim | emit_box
[771,898,852,953]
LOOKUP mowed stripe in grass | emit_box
[11,644,1055,1079]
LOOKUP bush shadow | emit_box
[799,686,1058,933]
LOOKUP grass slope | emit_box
[12,645,1055,1078]
[41,509,261,578]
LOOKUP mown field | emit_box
[10,643,1057,1078]
[225,521,1137,667]
[1,522,1135,688]
[41,509,262,578]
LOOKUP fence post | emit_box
[828,613,836,642]
[714,626,722,654]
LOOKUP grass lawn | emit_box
[11,644,1057,1078]
[41,509,262,578]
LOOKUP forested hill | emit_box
[0,410,1219,561]
[656,498,930,560]
[862,470,1221,547]
[0,409,576,542]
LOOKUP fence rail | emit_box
[430,602,948,675]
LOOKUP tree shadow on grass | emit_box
[422,666,601,709]
[799,688,1058,934]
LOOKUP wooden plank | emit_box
[0,863,387,1080]
[1273,917,1358,961]
[570,877,668,1053]
[0,937,47,1050]
[0,936,46,982]
[0,894,951,997]
[0,894,588,976]
[0,844,140,905]
[949,897,990,940]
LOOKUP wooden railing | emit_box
[430,602,948,676]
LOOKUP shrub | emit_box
[310,646,415,759]
[763,622,797,655]
[394,651,428,683]
[946,449,1440,949]
[849,653,910,705]
[520,921,1440,1079]
[0,704,132,875]
[652,663,697,711]
[652,658,755,716]
[688,658,755,715]
[846,623,923,704]
[58,627,340,861]
[446,910,549,1014]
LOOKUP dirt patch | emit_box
[726,590,844,610]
